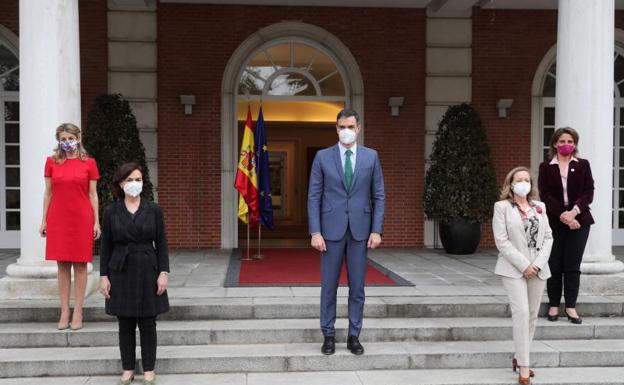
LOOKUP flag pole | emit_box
[253,222,265,260]
[240,215,253,261]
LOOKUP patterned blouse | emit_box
[524,215,539,248]
[515,202,540,249]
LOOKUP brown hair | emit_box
[111,162,144,199]
[52,123,89,163]
[499,166,538,202]
[548,126,579,159]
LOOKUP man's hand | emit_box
[367,233,382,249]
[311,234,326,252]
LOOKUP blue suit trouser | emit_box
[320,227,367,337]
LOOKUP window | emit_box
[0,37,19,241]
[238,41,345,98]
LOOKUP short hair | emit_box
[499,166,538,202]
[111,162,145,199]
[336,108,360,124]
[548,126,579,159]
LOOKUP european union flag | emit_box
[254,107,274,229]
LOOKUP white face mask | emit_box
[512,181,531,198]
[338,128,357,145]
[123,181,143,198]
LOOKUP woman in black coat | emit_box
[538,127,594,325]
[100,162,169,385]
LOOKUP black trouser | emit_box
[547,222,590,308]
[118,316,157,371]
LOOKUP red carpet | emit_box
[237,248,399,286]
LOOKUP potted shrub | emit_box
[423,103,497,254]
[82,94,154,221]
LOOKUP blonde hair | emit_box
[499,166,538,202]
[52,123,89,163]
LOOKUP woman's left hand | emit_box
[93,223,101,240]
[560,210,577,225]
[157,272,168,296]
[568,219,581,230]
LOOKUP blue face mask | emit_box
[60,139,78,153]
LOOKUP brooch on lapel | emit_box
[571,168,575,172]
[535,206,543,214]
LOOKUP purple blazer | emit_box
[537,158,595,227]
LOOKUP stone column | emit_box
[555,0,624,292]
[0,0,98,299]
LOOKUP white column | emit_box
[555,0,624,277]
[0,0,97,299]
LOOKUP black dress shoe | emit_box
[321,336,335,355]
[565,310,582,324]
[547,314,559,322]
[347,335,364,355]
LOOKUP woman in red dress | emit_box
[39,123,101,330]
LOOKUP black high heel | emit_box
[546,306,559,322]
[565,309,582,324]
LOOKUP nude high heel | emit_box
[512,358,534,377]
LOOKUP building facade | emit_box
[0,0,622,262]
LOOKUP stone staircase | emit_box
[1,296,624,384]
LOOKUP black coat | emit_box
[100,200,170,317]
[538,158,595,227]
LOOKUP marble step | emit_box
[1,296,623,322]
[1,317,623,348]
[3,367,624,385]
[1,339,623,377]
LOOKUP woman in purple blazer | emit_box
[538,127,594,325]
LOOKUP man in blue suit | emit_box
[308,108,385,355]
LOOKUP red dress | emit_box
[44,157,100,262]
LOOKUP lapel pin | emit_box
[571,169,575,172]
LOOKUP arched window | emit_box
[238,41,345,99]
[535,48,624,245]
[0,34,20,246]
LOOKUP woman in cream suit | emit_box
[492,166,553,385]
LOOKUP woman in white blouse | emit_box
[492,166,553,385]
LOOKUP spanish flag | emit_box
[234,106,259,226]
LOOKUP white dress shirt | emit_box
[338,142,357,173]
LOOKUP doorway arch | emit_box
[220,22,364,248]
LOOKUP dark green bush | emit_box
[424,103,497,224]
[83,94,154,221]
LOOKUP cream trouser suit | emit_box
[492,200,553,367]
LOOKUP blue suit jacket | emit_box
[307,144,385,241]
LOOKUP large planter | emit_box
[439,219,481,255]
